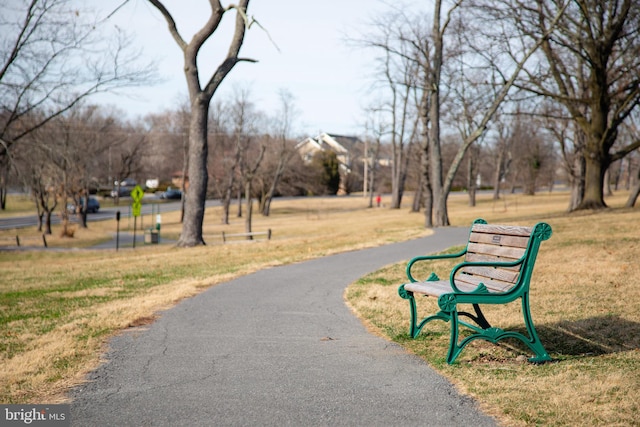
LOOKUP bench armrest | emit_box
[448,257,525,293]
[406,249,466,282]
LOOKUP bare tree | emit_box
[219,86,257,224]
[240,140,265,236]
[110,133,147,205]
[261,89,298,216]
[514,0,640,210]
[511,117,556,195]
[359,10,421,210]
[14,135,57,233]
[539,101,586,210]
[363,105,387,209]
[0,0,153,210]
[420,0,567,226]
[489,112,514,201]
[148,0,255,246]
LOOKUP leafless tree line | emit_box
[357,0,640,226]
[5,87,328,236]
[0,0,155,213]
[3,0,640,245]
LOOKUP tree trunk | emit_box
[492,149,504,200]
[149,0,253,247]
[567,166,585,212]
[245,180,253,238]
[423,179,433,228]
[177,100,209,247]
[262,158,285,216]
[0,159,8,210]
[411,175,422,212]
[467,147,478,207]
[576,150,607,210]
[625,165,640,207]
[604,169,612,196]
[45,211,53,235]
[222,188,231,225]
[429,0,448,227]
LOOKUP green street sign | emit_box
[131,185,144,203]
[132,201,142,217]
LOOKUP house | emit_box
[296,132,364,195]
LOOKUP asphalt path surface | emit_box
[70,227,498,427]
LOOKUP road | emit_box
[0,199,219,230]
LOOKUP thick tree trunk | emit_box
[429,1,448,227]
[576,151,607,210]
[177,100,209,247]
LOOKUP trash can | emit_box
[144,228,159,244]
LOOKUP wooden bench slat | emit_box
[455,273,515,293]
[464,253,523,269]
[466,242,526,260]
[471,223,533,237]
[468,231,530,248]
[404,280,478,297]
[458,266,520,283]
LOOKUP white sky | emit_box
[95,0,404,138]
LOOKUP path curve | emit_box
[71,227,497,426]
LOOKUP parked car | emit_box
[159,188,182,200]
[67,197,100,214]
[110,187,132,198]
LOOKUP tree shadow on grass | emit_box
[536,315,640,357]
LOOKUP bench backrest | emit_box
[454,220,552,294]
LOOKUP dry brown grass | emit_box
[2,191,639,427]
[0,195,431,403]
[346,191,640,426]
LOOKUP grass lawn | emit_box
[1,191,639,426]
[346,191,640,426]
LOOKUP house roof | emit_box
[322,133,362,152]
[296,132,362,155]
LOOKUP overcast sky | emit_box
[95,0,410,138]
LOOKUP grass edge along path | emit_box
[0,196,430,404]
[345,199,640,427]
[1,191,639,427]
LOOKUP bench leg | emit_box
[398,285,420,338]
[450,294,551,364]
[458,304,491,329]
[398,287,551,364]
[521,292,552,363]
[446,309,464,364]
[398,285,449,339]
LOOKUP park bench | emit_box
[221,229,272,243]
[398,218,552,364]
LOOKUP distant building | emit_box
[296,132,364,195]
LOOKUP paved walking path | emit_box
[70,228,497,426]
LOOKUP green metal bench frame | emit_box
[398,219,552,364]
